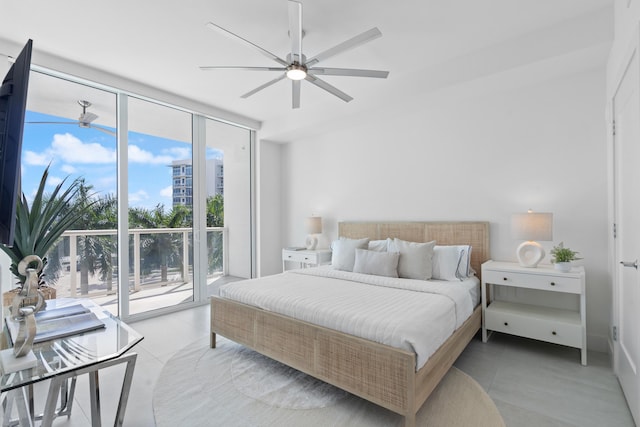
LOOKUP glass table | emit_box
[1,298,143,426]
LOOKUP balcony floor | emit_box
[46,273,244,318]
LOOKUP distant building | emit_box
[171,158,223,207]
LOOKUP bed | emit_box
[210,221,489,427]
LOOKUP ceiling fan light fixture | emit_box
[286,63,307,80]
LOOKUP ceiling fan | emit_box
[27,100,115,136]
[200,0,389,109]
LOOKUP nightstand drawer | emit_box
[283,251,319,264]
[483,270,581,294]
[485,301,582,348]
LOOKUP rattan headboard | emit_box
[338,221,490,279]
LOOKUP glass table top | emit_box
[1,298,143,392]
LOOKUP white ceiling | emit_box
[0,0,613,142]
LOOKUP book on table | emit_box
[5,304,105,345]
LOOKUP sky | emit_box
[21,111,222,210]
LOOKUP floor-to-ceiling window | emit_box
[19,66,254,320]
[127,96,194,316]
[22,71,119,312]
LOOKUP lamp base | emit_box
[305,235,318,250]
[516,241,545,268]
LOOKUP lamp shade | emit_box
[305,216,322,234]
[511,212,553,242]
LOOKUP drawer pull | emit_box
[552,331,557,336]
[503,277,508,281]
[504,322,508,326]
[550,282,556,286]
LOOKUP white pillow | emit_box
[353,249,399,277]
[389,238,436,280]
[432,245,472,281]
[331,237,370,271]
[367,239,389,252]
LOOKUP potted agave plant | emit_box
[1,166,88,307]
[550,242,582,273]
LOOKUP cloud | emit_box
[61,164,77,174]
[129,190,149,203]
[46,176,63,187]
[51,133,116,164]
[23,151,52,166]
[128,145,175,165]
[160,185,173,198]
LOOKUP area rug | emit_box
[153,337,505,427]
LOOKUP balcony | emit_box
[44,227,235,317]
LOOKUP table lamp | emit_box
[511,210,553,267]
[305,216,322,250]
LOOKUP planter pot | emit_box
[554,262,572,273]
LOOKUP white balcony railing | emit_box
[58,227,228,298]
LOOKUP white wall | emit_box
[278,68,609,351]
[256,140,283,277]
[206,119,253,279]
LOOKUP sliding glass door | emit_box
[127,97,194,316]
[19,66,255,320]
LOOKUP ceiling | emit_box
[0,0,613,142]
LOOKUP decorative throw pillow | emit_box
[353,249,399,277]
[432,245,472,281]
[331,237,370,271]
[367,239,389,252]
[390,238,436,280]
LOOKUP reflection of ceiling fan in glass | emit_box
[27,100,115,136]
[200,0,389,109]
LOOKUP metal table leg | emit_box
[3,352,137,427]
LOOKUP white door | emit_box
[614,44,640,425]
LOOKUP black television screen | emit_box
[0,39,32,247]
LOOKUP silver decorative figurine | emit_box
[10,255,44,357]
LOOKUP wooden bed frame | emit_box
[210,221,490,427]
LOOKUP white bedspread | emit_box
[218,267,474,369]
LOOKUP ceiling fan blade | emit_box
[205,22,289,67]
[90,125,116,136]
[306,27,382,67]
[288,0,303,63]
[200,66,286,72]
[305,74,353,103]
[292,80,301,109]
[26,121,79,125]
[309,67,389,78]
[241,74,287,98]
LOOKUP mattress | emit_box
[218,266,477,369]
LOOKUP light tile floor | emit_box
[17,306,635,427]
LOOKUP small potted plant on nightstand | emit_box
[550,242,581,273]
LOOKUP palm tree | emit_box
[129,204,190,283]
[206,194,224,227]
[68,182,118,295]
[206,195,224,273]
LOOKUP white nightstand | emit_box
[282,249,332,271]
[481,260,587,365]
